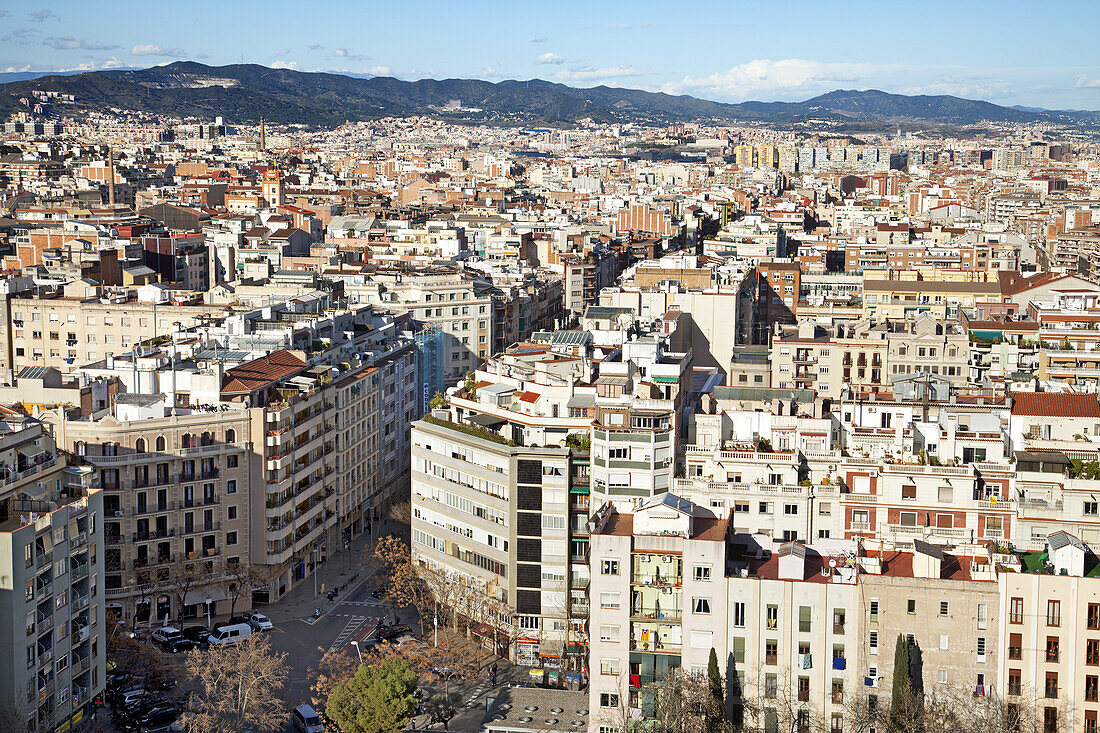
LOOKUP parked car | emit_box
[222,615,252,628]
[182,626,210,645]
[109,682,145,705]
[247,612,273,631]
[292,703,325,733]
[208,622,252,646]
[116,686,151,709]
[150,627,182,645]
[133,705,180,733]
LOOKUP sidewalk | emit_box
[251,520,395,625]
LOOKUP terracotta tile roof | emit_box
[1010,391,1100,418]
[221,350,308,395]
[517,390,541,403]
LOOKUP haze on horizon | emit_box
[1,0,1098,110]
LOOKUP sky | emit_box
[1,0,1098,109]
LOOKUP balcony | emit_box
[631,573,683,587]
[630,638,682,653]
[630,607,682,622]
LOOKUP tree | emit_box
[184,632,288,733]
[309,647,359,712]
[707,648,725,733]
[424,692,462,731]
[889,634,916,733]
[105,609,174,691]
[222,562,266,619]
[164,561,205,625]
[326,657,418,733]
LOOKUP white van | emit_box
[208,622,252,646]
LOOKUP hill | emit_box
[0,62,1095,128]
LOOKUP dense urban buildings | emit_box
[2,54,1100,733]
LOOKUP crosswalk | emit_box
[327,616,368,654]
[463,681,491,709]
[338,600,386,608]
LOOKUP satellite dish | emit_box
[829,559,837,568]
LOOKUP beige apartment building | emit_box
[49,396,253,623]
[350,270,494,378]
[0,285,224,377]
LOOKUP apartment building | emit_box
[999,533,1100,733]
[0,283,224,377]
[411,416,575,667]
[51,392,253,623]
[0,417,103,733]
[588,500,1013,733]
[350,270,495,380]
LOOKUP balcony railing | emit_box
[630,607,682,621]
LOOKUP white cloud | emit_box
[368,65,392,76]
[131,43,187,57]
[275,49,290,57]
[333,47,367,61]
[530,36,547,43]
[0,10,10,18]
[1077,74,1100,89]
[2,64,31,73]
[271,60,299,70]
[535,52,564,65]
[556,64,652,83]
[29,9,54,22]
[663,58,871,100]
[44,36,118,51]
[308,43,324,50]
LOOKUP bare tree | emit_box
[163,561,205,625]
[221,562,266,618]
[105,609,174,691]
[130,567,158,631]
[184,632,288,733]
[309,646,359,712]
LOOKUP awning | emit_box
[467,414,506,428]
[569,485,590,494]
[472,623,492,637]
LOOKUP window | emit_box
[1090,604,1100,630]
[599,658,620,676]
[226,531,238,546]
[939,601,949,616]
[869,631,879,653]
[784,504,798,516]
[1087,675,1099,702]
[693,598,712,615]
[693,630,715,649]
[799,606,812,633]
[1008,633,1022,659]
[1046,636,1059,663]
[766,640,778,665]
[1087,502,1099,516]
[819,502,831,516]
[869,599,879,622]
[902,484,917,500]
[734,502,749,513]
[977,603,987,629]
[733,602,746,627]
[226,479,237,495]
[1045,672,1058,699]
[939,635,949,650]
[599,693,619,708]
[599,625,619,642]
[693,565,711,581]
[1047,600,1061,627]
[937,669,948,684]
[1008,669,1021,696]
[601,559,619,576]
[227,506,237,521]
[907,599,916,615]
[599,593,620,610]
[767,605,778,630]
[1010,597,1024,624]
[1088,639,1100,666]
[1044,707,1057,732]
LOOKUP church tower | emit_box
[262,169,282,208]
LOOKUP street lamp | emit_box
[312,548,319,599]
[205,595,212,628]
[350,639,363,664]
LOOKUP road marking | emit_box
[268,627,286,634]
[338,600,386,607]
[327,616,368,654]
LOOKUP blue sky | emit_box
[1,0,1098,109]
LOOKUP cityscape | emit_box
[1,2,1099,732]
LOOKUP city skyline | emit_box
[1,0,1098,110]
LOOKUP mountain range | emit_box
[1,61,1097,129]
